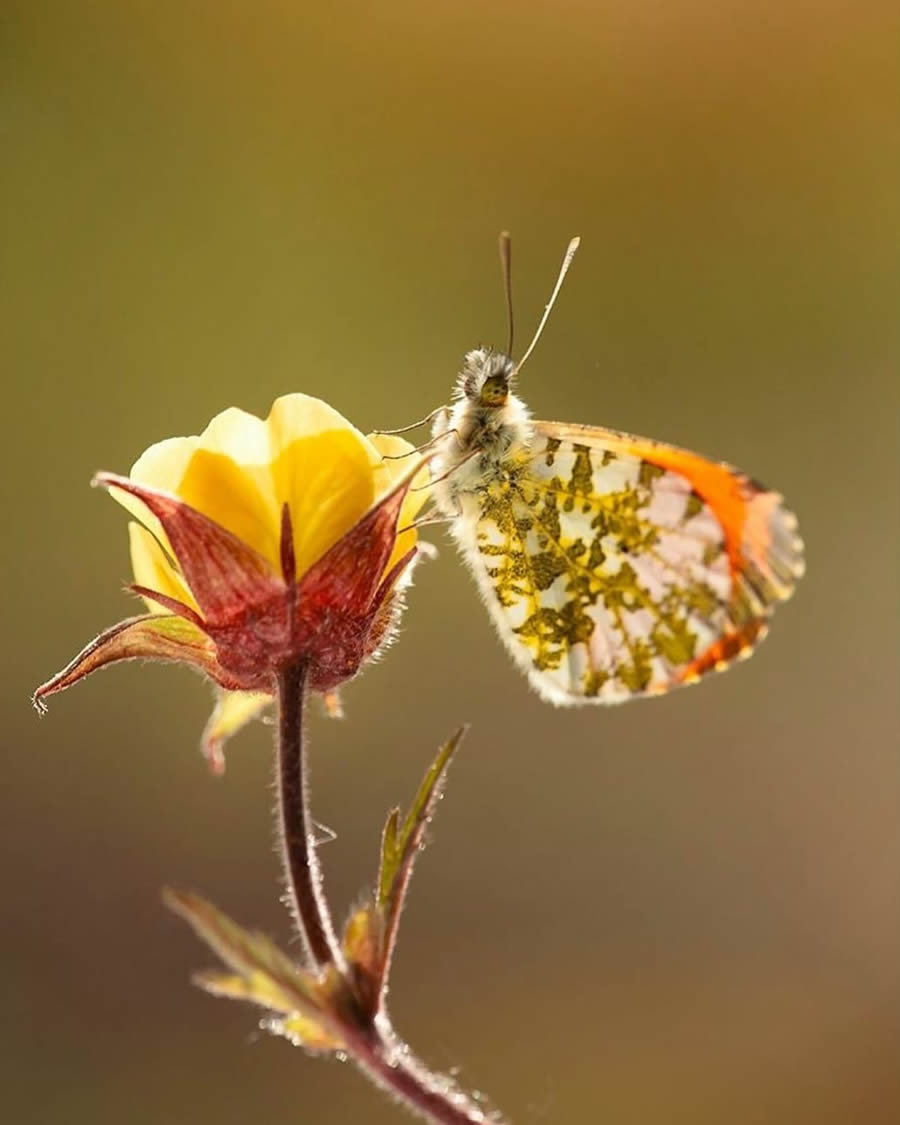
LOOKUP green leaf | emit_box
[374,726,466,986]
[164,888,343,1051]
[377,727,466,910]
[378,809,400,901]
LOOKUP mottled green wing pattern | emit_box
[456,423,803,704]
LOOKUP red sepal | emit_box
[33,614,234,712]
[96,473,282,625]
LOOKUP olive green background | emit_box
[4,2,898,1123]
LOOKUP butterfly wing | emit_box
[452,420,803,704]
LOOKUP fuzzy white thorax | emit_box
[430,347,534,515]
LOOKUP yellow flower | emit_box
[35,394,429,771]
[120,395,422,617]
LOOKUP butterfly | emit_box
[425,235,804,705]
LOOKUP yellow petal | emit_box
[266,394,376,465]
[128,522,200,615]
[198,405,272,466]
[201,689,270,772]
[267,397,379,577]
[130,433,201,490]
[368,433,419,493]
[368,433,431,576]
[272,432,376,577]
[111,435,201,553]
[120,409,278,564]
[163,406,280,568]
[177,448,279,570]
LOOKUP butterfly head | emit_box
[457,347,516,408]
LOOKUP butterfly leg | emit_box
[379,428,462,460]
[400,511,456,532]
[372,405,448,436]
[410,447,479,491]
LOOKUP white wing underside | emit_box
[448,422,802,705]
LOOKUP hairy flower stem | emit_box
[347,1031,498,1125]
[276,659,337,967]
[275,663,505,1125]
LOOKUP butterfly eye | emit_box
[479,375,509,407]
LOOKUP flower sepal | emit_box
[32,613,238,713]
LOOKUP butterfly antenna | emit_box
[499,230,514,357]
[514,235,581,376]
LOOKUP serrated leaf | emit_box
[373,726,466,994]
[378,809,400,896]
[377,727,465,912]
[163,888,342,1049]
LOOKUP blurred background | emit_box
[3,2,898,1122]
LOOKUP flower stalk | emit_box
[275,659,336,968]
[269,663,503,1125]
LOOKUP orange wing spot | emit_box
[679,619,767,683]
[599,435,760,576]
